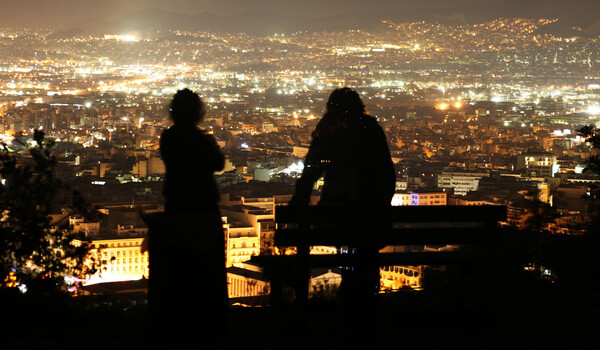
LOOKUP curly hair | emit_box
[169,88,206,125]
[325,87,366,117]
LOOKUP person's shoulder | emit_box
[194,129,220,148]
[161,124,184,135]
[197,128,216,139]
[312,117,332,137]
[360,114,378,124]
[353,114,379,129]
[160,126,175,142]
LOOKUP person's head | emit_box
[169,88,206,125]
[326,87,365,117]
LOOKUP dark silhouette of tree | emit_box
[578,125,600,169]
[540,124,600,291]
[522,187,557,233]
[578,125,600,226]
[0,130,97,295]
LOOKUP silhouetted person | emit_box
[148,88,227,347]
[290,87,395,335]
[291,87,395,207]
[161,88,225,213]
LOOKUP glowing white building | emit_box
[516,150,559,178]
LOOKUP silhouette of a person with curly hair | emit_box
[291,87,395,207]
[160,88,225,213]
[290,87,396,334]
[148,88,227,347]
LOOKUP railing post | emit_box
[295,216,310,317]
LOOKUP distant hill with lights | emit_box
[5,0,600,37]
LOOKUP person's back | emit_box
[313,113,395,207]
[160,124,224,213]
[149,88,227,347]
[290,87,395,335]
[291,87,395,208]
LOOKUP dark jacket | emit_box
[292,113,396,207]
[160,125,225,213]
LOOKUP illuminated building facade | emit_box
[437,169,489,196]
[380,265,422,291]
[227,262,270,300]
[310,269,342,297]
[385,188,449,290]
[69,215,101,236]
[221,198,281,255]
[410,190,447,206]
[85,237,149,285]
[226,225,260,267]
[516,150,559,178]
[391,192,411,206]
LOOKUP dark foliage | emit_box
[0,130,97,295]
[532,125,600,291]
[578,125,600,224]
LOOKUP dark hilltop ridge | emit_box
[6,0,600,37]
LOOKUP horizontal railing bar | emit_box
[274,228,495,246]
[274,205,507,223]
[251,250,489,269]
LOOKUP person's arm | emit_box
[290,128,327,205]
[374,123,396,204]
[291,166,322,206]
[202,132,225,172]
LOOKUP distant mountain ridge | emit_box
[15,0,600,37]
[67,9,383,36]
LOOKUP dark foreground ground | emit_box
[5,284,599,350]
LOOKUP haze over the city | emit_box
[2,0,600,35]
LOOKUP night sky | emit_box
[1,0,504,19]
[1,0,599,34]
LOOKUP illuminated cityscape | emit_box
[1,2,600,347]
[2,15,600,287]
